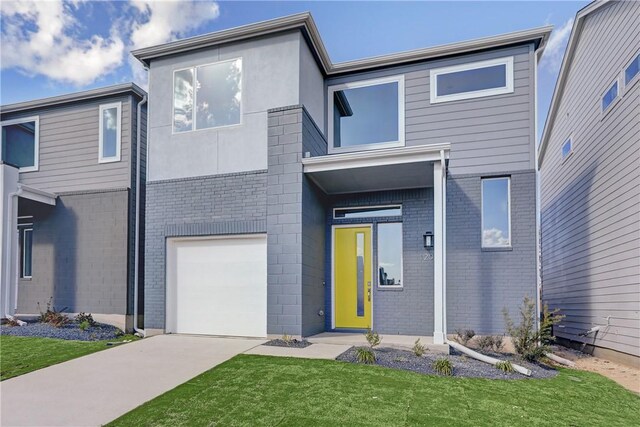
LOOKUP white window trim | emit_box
[623,52,640,90]
[561,136,573,163]
[377,222,403,289]
[430,56,514,104]
[0,116,40,172]
[21,227,33,279]
[171,58,243,135]
[327,75,405,154]
[333,204,402,219]
[481,176,512,249]
[98,102,122,163]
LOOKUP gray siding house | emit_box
[133,13,550,342]
[1,84,147,330]
[539,0,639,366]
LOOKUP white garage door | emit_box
[166,235,267,337]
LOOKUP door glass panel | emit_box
[356,232,365,317]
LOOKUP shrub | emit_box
[75,312,96,327]
[78,320,91,331]
[364,329,381,348]
[6,318,20,327]
[492,335,505,352]
[503,296,564,361]
[355,347,376,364]
[413,338,427,357]
[476,335,505,353]
[453,329,475,346]
[432,358,453,376]
[37,298,69,328]
[281,334,294,346]
[495,360,515,373]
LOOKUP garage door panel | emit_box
[167,236,267,337]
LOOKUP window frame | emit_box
[561,136,573,163]
[0,116,40,172]
[623,52,640,90]
[333,205,402,220]
[98,102,122,163]
[327,75,405,154]
[171,57,243,134]
[481,176,512,249]
[601,79,620,114]
[376,222,403,289]
[430,56,514,104]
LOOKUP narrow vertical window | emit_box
[602,81,618,111]
[174,68,194,132]
[20,227,33,278]
[561,138,573,161]
[99,102,121,163]
[625,54,639,86]
[356,232,365,316]
[482,177,511,248]
[377,223,403,287]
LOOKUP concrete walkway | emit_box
[0,334,265,427]
[245,342,351,359]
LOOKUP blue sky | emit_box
[0,0,588,142]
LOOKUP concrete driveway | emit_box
[0,334,265,426]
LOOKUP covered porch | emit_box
[302,144,449,344]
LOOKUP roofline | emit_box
[131,12,552,76]
[0,83,147,115]
[538,0,611,168]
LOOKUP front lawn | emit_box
[0,335,136,381]
[110,355,640,426]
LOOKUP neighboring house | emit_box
[132,13,550,342]
[538,0,640,366]
[0,84,147,331]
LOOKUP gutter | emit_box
[133,94,147,337]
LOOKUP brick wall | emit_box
[144,171,267,329]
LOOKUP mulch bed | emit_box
[264,338,312,348]
[336,346,558,380]
[0,320,122,341]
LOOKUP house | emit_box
[0,84,147,331]
[538,0,639,366]
[132,13,551,343]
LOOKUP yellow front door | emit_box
[334,226,372,329]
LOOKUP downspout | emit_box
[4,187,24,324]
[534,44,543,332]
[440,149,447,340]
[133,94,147,337]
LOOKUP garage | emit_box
[165,235,267,337]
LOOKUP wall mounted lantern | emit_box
[423,231,434,249]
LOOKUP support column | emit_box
[1,163,19,319]
[433,156,447,345]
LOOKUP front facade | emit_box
[134,14,550,341]
[538,0,640,365]
[0,84,147,330]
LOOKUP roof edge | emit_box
[1,83,147,115]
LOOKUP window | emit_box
[173,58,242,133]
[481,177,511,248]
[377,223,403,287]
[328,76,404,153]
[99,103,121,163]
[19,224,33,279]
[602,81,618,111]
[430,57,514,104]
[334,205,402,219]
[1,117,39,172]
[625,54,639,86]
[561,138,573,161]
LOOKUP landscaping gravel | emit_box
[264,338,312,348]
[0,320,122,341]
[336,347,558,380]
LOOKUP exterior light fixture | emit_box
[423,232,434,249]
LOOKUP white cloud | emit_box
[483,228,510,247]
[540,17,574,74]
[0,0,125,86]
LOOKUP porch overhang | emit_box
[302,144,450,194]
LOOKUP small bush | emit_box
[413,338,427,357]
[75,312,96,327]
[476,335,505,353]
[356,347,376,364]
[37,298,69,328]
[281,334,294,346]
[5,318,20,327]
[492,335,505,352]
[454,329,475,346]
[495,360,515,373]
[503,296,564,361]
[78,320,91,331]
[364,329,381,348]
[432,358,453,376]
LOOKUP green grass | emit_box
[110,355,640,427]
[0,335,137,381]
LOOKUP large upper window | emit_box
[625,54,639,86]
[1,117,39,172]
[173,58,242,133]
[377,222,403,287]
[481,177,511,248]
[99,103,121,163]
[328,76,405,153]
[602,80,618,112]
[430,57,514,104]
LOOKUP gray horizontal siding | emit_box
[2,96,134,193]
[540,0,640,357]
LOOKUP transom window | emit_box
[430,57,514,104]
[602,80,618,111]
[99,103,121,163]
[173,58,242,133]
[481,177,511,248]
[377,222,403,287]
[561,138,573,161]
[334,205,402,219]
[1,117,39,172]
[328,76,405,154]
[625,53,639,86]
